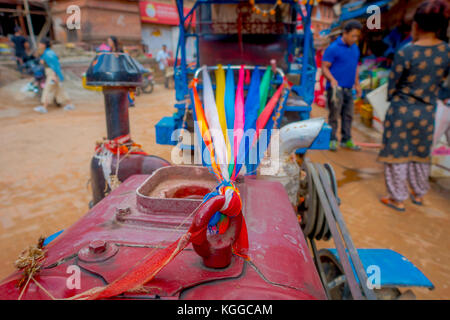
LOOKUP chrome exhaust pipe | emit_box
[279,118,325,155]
[258,118,325,207]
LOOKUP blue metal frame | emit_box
[156,0,329,153]
[173,0,317,101]
[293,1,316,106]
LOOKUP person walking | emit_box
[34,38,75,114]
[379,0,449,212]
[156,44,170,88]
[322,20,363,151]
[107,35,120,53]
[10,27,29,73]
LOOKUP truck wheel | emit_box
[317,249,351,300]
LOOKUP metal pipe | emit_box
[184,1,199,22]
[102,87,130,140]
[300,3,312,91]
[279,118,325,155]
[258,118,323,206]
[176,0,189,99]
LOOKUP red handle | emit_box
[189,195,242,268]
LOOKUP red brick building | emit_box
[50,0,142,48]
[50,0,197,54]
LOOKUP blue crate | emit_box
[155,116,178,145]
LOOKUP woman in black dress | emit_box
[379,0,449,211]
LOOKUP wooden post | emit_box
[36,1,52,45]
[16,4,28,35]
[23,0,37,50]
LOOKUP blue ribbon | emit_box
[236,67,261,175]
[225,65,235,155]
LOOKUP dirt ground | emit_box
[0,71,449,300]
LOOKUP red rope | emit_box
[95,134,148,156]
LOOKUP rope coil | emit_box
[14,236,47,299]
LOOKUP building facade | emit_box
[139,0,195,58]
[50,0,198,55]
[51,0,142,48]
[311,0,337,38]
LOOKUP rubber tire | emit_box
[313,163,326,240]
[317,249,351,300]
[302,161,318,238]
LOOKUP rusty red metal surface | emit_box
[0,166,326,300]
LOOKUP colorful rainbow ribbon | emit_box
[191,78,223,181]
[202,67,229,180]
[192,65,286,233]
[234,66,261,178]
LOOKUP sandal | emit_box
[410,194,423,206]
[380,197,405,212]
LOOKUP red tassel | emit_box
[233,211,249,258]
[87,233,191,300]
[245,69,251,85]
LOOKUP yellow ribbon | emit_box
[215,65,233,168]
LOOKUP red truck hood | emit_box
[0,168,326,300]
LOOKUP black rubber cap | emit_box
[86,52,142,87]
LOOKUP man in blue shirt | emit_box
[34,38,75,114]
[322,20,363,151]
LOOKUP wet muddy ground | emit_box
[0,73,448,299]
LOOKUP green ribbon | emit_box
[258,67,273,115]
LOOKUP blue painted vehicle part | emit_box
[180,143,194,150]
[43,230,64,246]
[327,248,434,289]
[296,123,331,154]
[155,116,178,145]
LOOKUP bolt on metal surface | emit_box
[89,240,107,254]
